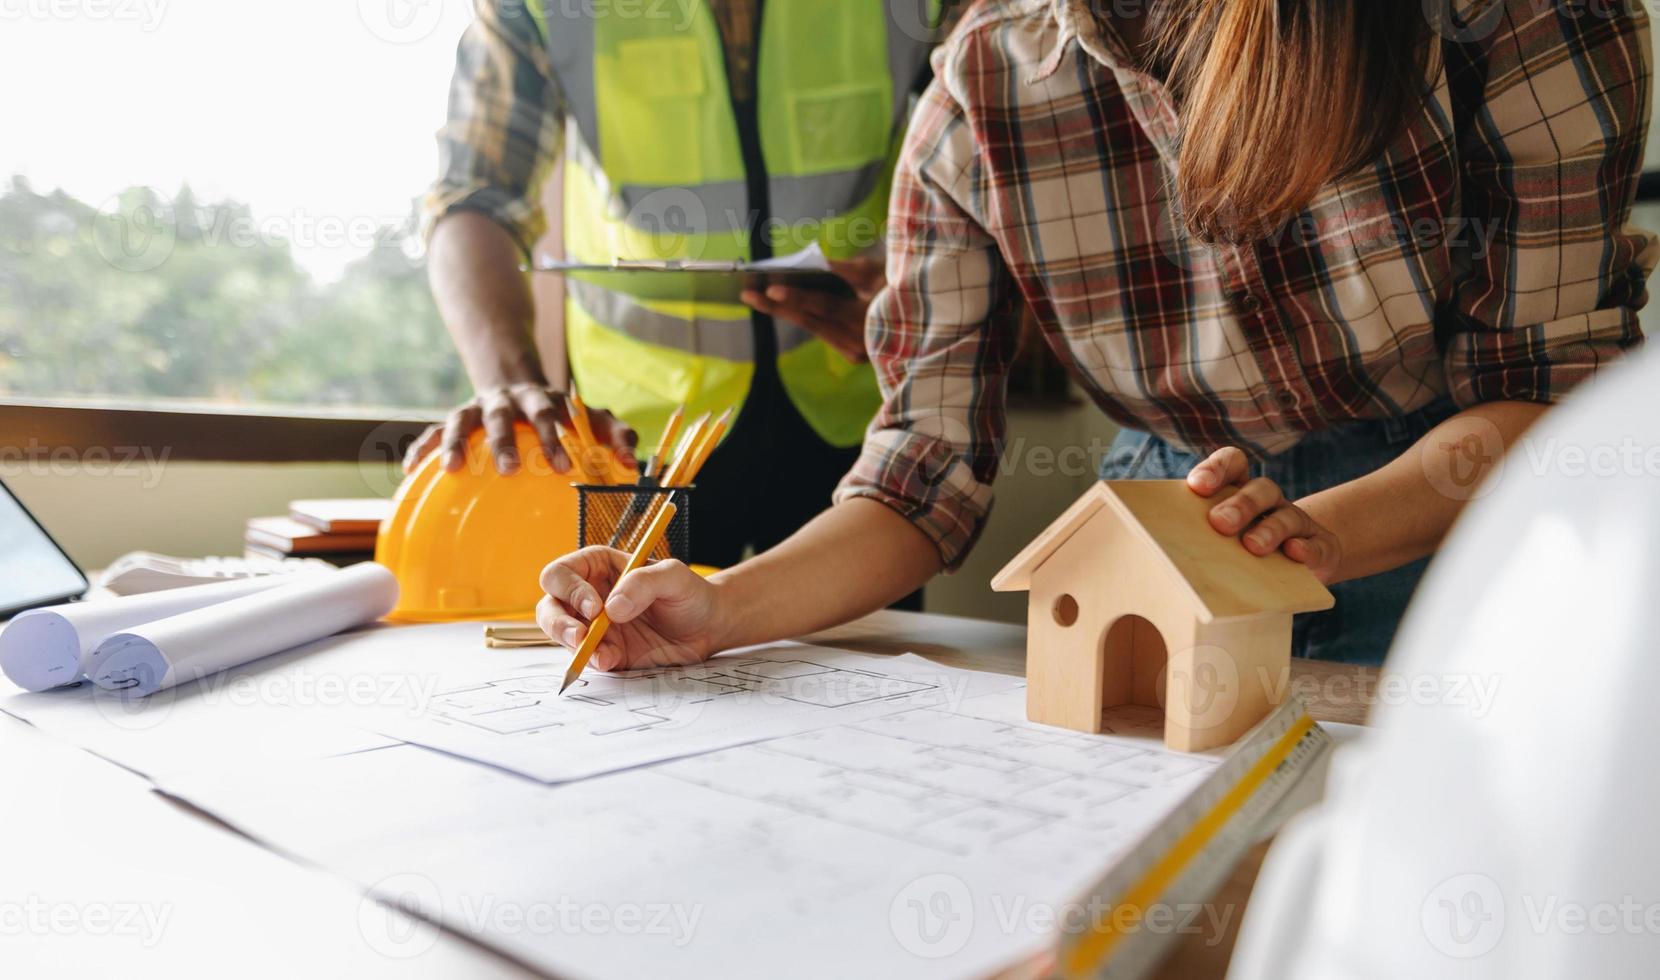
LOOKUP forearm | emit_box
[427,211,545,389]
[1298,400,1548,583]
[708,498,943,649]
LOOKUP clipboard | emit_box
[525,259,855,305]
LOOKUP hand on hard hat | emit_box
[403,383,637,476]
[739,256,885,365]
[1186,446,1345,584]
[537,547,723,671]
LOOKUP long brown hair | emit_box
[1147,0,1434,243]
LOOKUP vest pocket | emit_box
[786,84,888,174]
[602,36,709,186]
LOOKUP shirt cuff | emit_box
[832,427,995,572]
[1444,308,1643,408]
[420,183,543,258]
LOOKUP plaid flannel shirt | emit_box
[835,0,1656,570]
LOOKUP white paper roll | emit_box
[0,575,309,692]
[85,562,400,697]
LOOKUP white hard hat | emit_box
[1228,349,1660,978]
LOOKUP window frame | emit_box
[0,399,433,464]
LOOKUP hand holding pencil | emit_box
[538,403,734,686]
[537,501,724,680]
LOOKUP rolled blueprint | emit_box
[0,575,308,692]
[84,562,399,698]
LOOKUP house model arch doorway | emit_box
[1100,613,1168,722]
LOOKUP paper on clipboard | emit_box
[529,244,853,304]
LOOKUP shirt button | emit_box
[1231,290,1263,314]
[1275,389,1298,407]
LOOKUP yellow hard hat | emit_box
[376,423,578,622]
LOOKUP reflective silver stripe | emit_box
[568,278,754,361]
[885,1,939,120]
[564,141,752,240]
[542,9,599,173]
[612,179,751,239]
[767,8,934,233]
[775,319,820,354]
[768,160,891,228]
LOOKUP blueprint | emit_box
[158,687,1222,980]
[368,642,1023,782]
[1,620,1019,784]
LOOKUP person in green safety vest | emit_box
[408,1,955,573]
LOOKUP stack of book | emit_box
[244,498,391,567]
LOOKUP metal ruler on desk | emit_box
[1055,698,1334,980]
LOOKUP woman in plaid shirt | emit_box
[540,0,1654,667]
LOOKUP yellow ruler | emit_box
[1056,698,1333,980]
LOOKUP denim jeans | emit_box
[1099,401,1458,665]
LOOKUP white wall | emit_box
[7,460,403,572]
[927,402,1119,623]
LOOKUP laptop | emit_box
[0,477,89,619]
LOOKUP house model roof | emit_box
[991,480,1335,622]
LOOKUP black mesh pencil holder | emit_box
[576,483,693,562]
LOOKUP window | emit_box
[0,1,479,414]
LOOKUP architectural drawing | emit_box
[370,645,1020,783]
[430,658,940,737]
[659,699,1215,859]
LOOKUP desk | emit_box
[1,609,1377,979]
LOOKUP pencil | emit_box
[677,407,732,485]
[559,498,679,694]
[553,418,604,484]
[645,404,687,480]
[569,391,640,484]
[657,412,711,488]
[608,408,702,547]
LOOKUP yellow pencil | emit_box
[676,407,732,486]
[608,405,696,548]
[552,418,604,484]
[569,392,640,484]
[559,499,679,694]
[645,404,687,480]
[659,411,712,488]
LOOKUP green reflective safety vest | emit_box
[527,0,939,451]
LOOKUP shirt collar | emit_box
[1034,0,1143,84]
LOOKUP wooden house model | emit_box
[991,481,1335,751]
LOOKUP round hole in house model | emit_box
[1052,593,1080,627]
